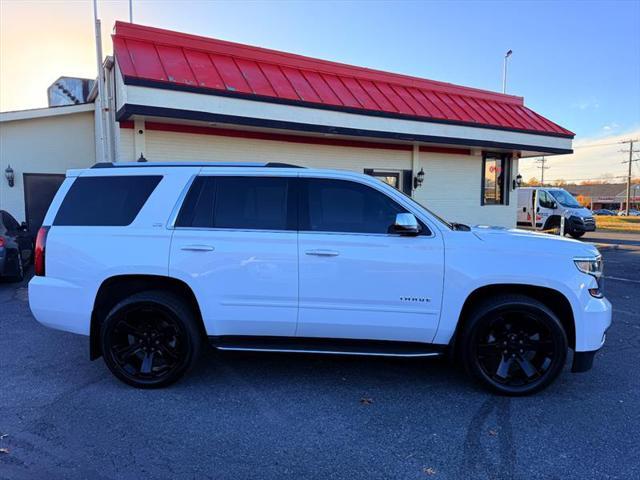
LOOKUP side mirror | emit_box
[550,201,557,209]
[390,213,421,236]
[20,221,28,232]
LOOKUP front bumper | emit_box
[569,216,596,233]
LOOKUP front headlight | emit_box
[574,255,604,297]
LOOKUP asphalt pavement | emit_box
[1,248,639,480]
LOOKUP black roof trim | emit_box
[116,104,574,156]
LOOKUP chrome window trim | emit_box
[171,226,297,234]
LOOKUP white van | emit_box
[517,187,595,239]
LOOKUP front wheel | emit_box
[100,291,203,388]
[460,295,568,396]
[569,231,585,239]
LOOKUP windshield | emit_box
[549,189,581,208]
[394,188,453,229]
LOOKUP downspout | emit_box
[412,144,419,196]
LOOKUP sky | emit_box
[1,0,639,182]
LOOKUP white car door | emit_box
[537,190,556,230]
[297,175,444,343]
[169,173,298,337]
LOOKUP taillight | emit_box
[34,226,49,276]
[0,236,5,248]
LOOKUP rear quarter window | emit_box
[53,175,162,226]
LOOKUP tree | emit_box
[553,179,567,186]
[525,177,541,186]
[575,194,592,208]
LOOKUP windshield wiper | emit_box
[451,222,471,231]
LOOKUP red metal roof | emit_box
[113,22,573,138]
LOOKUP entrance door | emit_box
[297,176,444,343]
[23,173,65,234]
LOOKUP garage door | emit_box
[23,173,65,235]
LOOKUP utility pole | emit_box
[621,139,639,215]
[535,156,550,185]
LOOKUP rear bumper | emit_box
[28,275,92,335]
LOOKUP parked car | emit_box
[28,163,612,395]
[517,187,595,238]
[0,210,33,282]
[592,209,616,216]
[617,209,640,216]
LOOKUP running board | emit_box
[209,336,446,358]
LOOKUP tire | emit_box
[459,294,568,396]
[11,250,24,282]
[569,231,585,239]
[100,290,203,389]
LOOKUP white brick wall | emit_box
[120,127,517,227]
[415,152,518,227]
[0,111,95,222]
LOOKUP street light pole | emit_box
[502,50,512,94]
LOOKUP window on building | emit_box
[301,178,419,234]
[176,176,294,231]
[482,153,510,205]
[364,169,413,196]
[53,175,162,226]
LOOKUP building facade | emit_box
[0,22,574,231]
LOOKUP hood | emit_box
[470,225,600,258]
[563,206,592,218]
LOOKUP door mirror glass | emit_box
[390,213,421,235]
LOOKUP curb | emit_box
[590,242,640,251]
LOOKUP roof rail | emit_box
[90,161,304,169]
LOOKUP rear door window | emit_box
[175,176,295,231]
[53,175,161,226]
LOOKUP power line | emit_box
[541,175,630,183]
[572,141,624,150]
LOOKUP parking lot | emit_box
[1,247,639,480]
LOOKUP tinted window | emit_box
[302,178,408,234]
[54,176,161,226]
[176,176,293,230]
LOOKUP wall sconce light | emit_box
[4,164,15,187]
[513,173,522,189]
[413,168,425,189]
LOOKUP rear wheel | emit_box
[569,231,585,239]
[100,291,202,388]
[10,250,24,282]
[460,295,568,396]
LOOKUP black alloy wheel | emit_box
[461,295,568,396]
[101,291,202,388]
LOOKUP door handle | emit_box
[181,244,215,252]
[305,249,339,257]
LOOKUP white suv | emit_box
[29,162,611,395]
